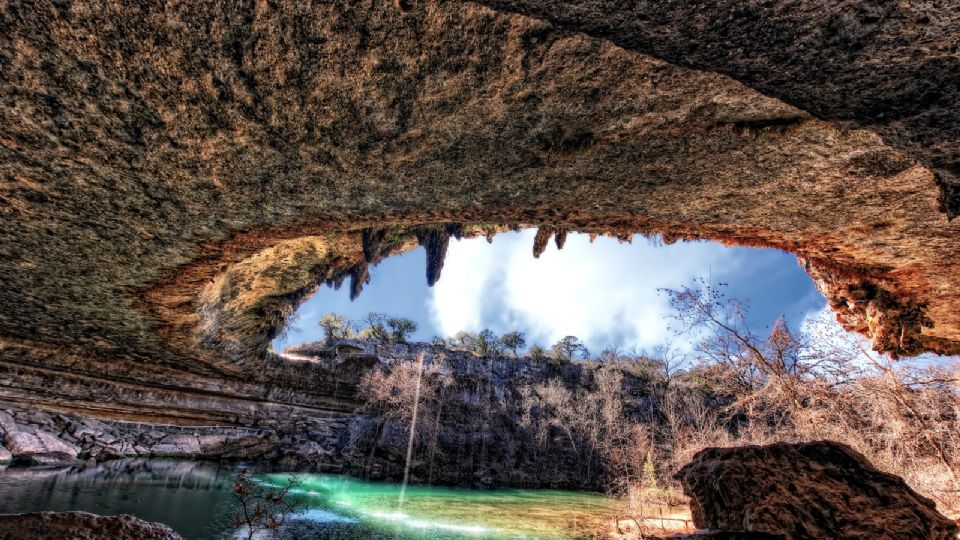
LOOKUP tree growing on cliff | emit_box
[387,317,417,343]
[528,344,547,360]
[446,330,478,352]
[318,313,354,345]
[362,312,390,342]
[551,335,590,361]
[499,331,527,357]
[476,329,503,357]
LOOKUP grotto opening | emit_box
[1,1,959,539]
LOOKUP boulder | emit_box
[0,412,17,434]
[2,424,79,466]
[0,512,182,540]
[676,441,959,540]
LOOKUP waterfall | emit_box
[398,353,425,509]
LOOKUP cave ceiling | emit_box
[1,0,958,378]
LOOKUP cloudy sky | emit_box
[274,230,827,356]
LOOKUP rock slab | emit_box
[676,441,959,540]
[0,512,182,540]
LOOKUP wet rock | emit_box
[676,441,959,540]
[0,511,182,540]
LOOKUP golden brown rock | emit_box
[676,441,959,540]
[0,1,958,393]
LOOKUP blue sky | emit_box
[273,230,826,354]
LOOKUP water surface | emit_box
[0,460,621,539]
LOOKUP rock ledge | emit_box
[0,512,182,540]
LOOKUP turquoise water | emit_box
[0,460,621,539]
[261,474,621,539]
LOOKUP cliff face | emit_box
[1,339,665,490]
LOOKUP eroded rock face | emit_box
[477,0,960,217]
[676,441,959,540]
[0,1,958,429]
[0,512,182,540]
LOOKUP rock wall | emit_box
[0,339,659,490]
[0,405,350,468]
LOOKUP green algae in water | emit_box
[259,474,624,539]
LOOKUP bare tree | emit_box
[230,470,303,540]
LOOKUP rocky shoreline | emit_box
[0,405,347,470]
[0,512,182,540]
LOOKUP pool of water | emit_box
[262,474,622,539]
[0,460,622,539]
[0,459,237,539]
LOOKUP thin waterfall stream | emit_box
[398,352,425,510]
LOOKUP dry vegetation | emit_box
[340,282,959,537]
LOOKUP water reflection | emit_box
[0,459,237,539]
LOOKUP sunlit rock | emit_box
[676,441,959,540]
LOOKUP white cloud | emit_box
[428,230,760,354]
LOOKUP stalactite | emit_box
[554,228,569,250]
[588,233,598,243]
[361,228,388,263]
[349,262,370,300]
[446,223,464,240]
[416,225,455,287]
[532,226,554,258]
[327,271,348,291]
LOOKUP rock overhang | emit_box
[0,0,958,379]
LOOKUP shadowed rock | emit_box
[554,228,568,250]
[0,512,182,540]
[676,441,959,540]
[348,262,370,301]
[416,224,462,287]
[361,228,389,263]
[477,0,960,218]
[0,2,959,401]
